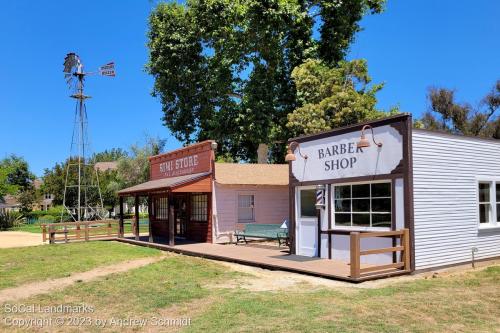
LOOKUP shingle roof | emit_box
[214,163,288,186]
[94,161,118,172]
[117,172,211,195]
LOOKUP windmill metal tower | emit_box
[61,53,115,222]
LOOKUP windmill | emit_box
[61,53,115,222]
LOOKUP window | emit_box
[497,183,500,223]
[478,183,491,224]
[238,194,255,222]
[333,182,391,228]
[300,189,317,218]
[154,196,169,220]
[191,193,208,222]
[478,181,499,227]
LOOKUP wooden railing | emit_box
[41,220,119,244]
[350,228,410,279]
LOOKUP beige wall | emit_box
[213,183,289,243]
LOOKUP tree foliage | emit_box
[147,0,385,161]
[286,59,395,135]
[418,80,500,138]
[0,155,36,212]
[0,155,35,198]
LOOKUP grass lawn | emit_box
[0,242,498,332]
[0,241,160,290]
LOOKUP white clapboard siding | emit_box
[412,129,500,269]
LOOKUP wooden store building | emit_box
[117,141,289,245]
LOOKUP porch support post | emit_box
[119,196,124,238]
[134,195,140,241]
[168,191,175,246]
[350,232,361,279]
[147,195,153,243]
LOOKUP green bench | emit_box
[234,223,289,247]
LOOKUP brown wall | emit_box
[149,141,214,180]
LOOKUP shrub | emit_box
[0,211,23,230]
[39,215,56,222]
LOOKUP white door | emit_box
[296,187,318,257]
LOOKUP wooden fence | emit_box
[41,220,119,244]
[350,228,411,279]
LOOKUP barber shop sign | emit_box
[291,125,403,182]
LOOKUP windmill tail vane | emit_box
[60,52,115,222]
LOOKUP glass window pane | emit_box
[497,184,500,202]
[352,199,370,212]
[372,214,391,228]
[238,195,255,221]
[479,183,490,202]
[300,190,317,217]
[352,184,370,198]
[497,204,500,222]
[191,194,208,222]
[372,198,391,212]
[335,213,351,226]
[372,183,391,197]
[334,186,350,199]
[334,199,350,212]
[352,213,370,227]
[479,204,490,223]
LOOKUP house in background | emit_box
[33,179,54,211]
[0,195,21,213]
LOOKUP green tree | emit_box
[115,137,166,189]
[147,0,385,161]
[92,148,128,162]
[418,80,500,138]
[286,59,396,135]
[17,186,39,214]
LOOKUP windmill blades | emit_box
[63,52,80,73]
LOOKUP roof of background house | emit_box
[33,179,43,189]
[214,163,288,186]
[0,195,20,208]
[94,161,118,172]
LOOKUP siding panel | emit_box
[213,184,289,243]
[412,130,500,269]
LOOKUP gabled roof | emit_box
[214,163,288,186]
[94,161,118,172]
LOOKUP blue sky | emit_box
[0,1,498,176]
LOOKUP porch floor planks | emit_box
[115,238,409,282]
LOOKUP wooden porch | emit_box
[116,229,411,282]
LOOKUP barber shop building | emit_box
[287,113,500,274]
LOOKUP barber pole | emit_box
[315,185,325,209]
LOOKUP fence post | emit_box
[84,223,89,241]
[49,225,54,244]
[350,232,361,279]
[42,225,47,243]
[76,222,81,240]
[403,228,411,271]
[64,225,68,243]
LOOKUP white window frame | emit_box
[331,180,392,231]
[237,193,256,223]
[477,178,500,229]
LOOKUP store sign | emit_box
[291,125,403,182]
[150,142,213,180]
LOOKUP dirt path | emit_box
[0,231,44,248]
[0,255,167,302]
[210,258,500,291]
